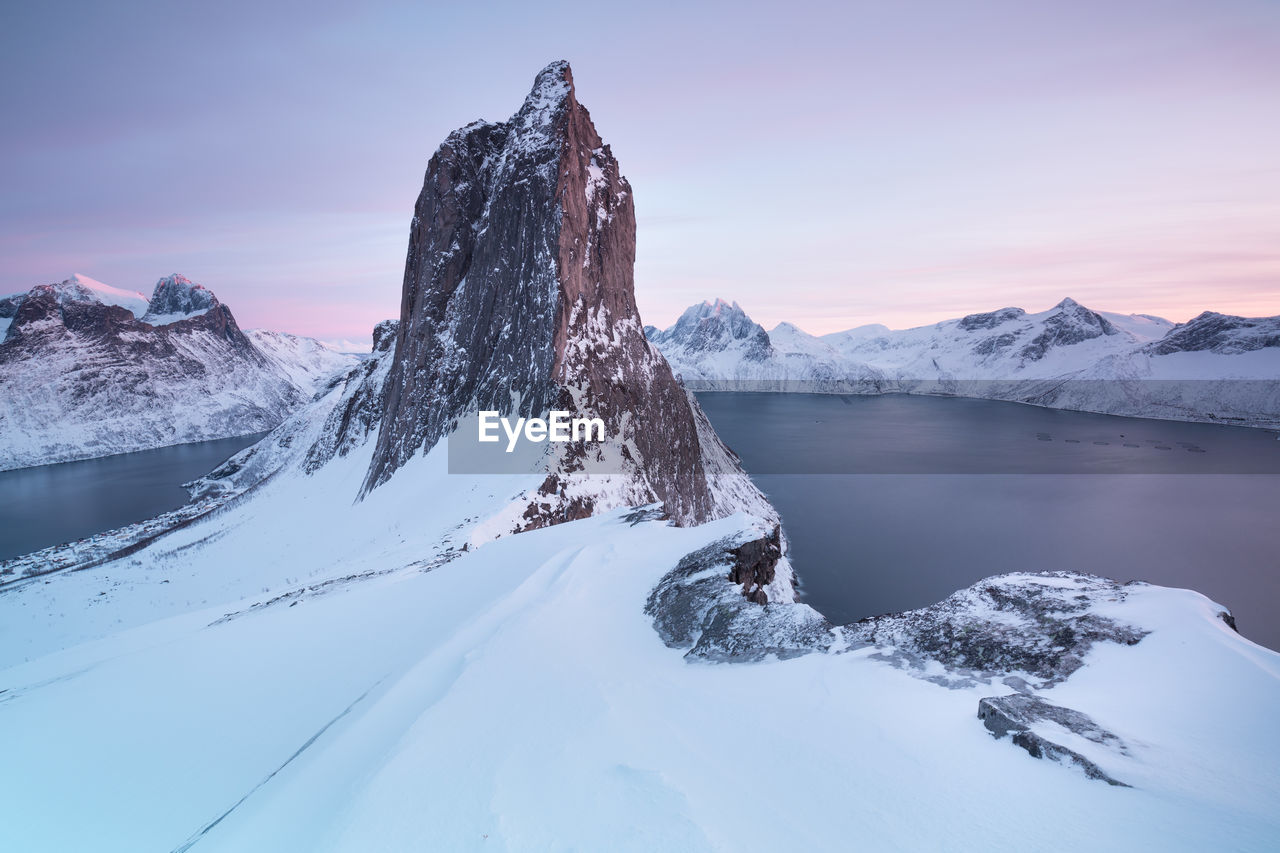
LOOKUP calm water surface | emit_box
[0,433,266,560]
[697,392,1280,651]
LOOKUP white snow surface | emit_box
[245,329,358,394]
[143,308,212,325]
[53,273,152,318]
[1,408,1277,850]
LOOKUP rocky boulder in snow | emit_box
[847,572,1148,685]
[978,694,1131,786]
[728,525,783,604]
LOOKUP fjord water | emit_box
[696,392,1280,650]
[0,433,266,561]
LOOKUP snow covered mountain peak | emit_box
[50,273,151,318]
[647,298,773,362]
[143,273,219,324]
[519,59,573,121]
[1017,296,1118,360]
[0,272,356,469]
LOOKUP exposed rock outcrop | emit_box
[978,694,1131,786]
[959,306,1026,331]
[728,525,782,604]
[143,273,220,323]
[645,530,827,662]
[847,573,1148,685]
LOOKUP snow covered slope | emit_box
[651,298,1280,427]
[244,329,357,394]
[0,274,356,470]
[1,433,1277,851]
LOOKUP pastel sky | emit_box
[4,0,1278,347]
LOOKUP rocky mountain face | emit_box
[0,274,354,470]
[142,273,219,323]
[336,61,771,530]
[1147,311,1280,356]
[650,296,1280,427]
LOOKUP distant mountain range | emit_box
[0,273,356,470]
[647,298,1280,427]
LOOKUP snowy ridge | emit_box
[650,297,1280,426]
[245,329,357,394]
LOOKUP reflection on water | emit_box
[0,433,266,560]
[697,392,1280,651]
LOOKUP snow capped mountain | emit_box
[52,272,151,317]
[2,63,1278,852]
[646,298,774,363]
[0,274,356,470]
[651,297,1280,426]
[0,273,149,338]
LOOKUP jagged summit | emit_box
[143,273,219,324]
[648,298,773,361]
[351,62,770,530]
